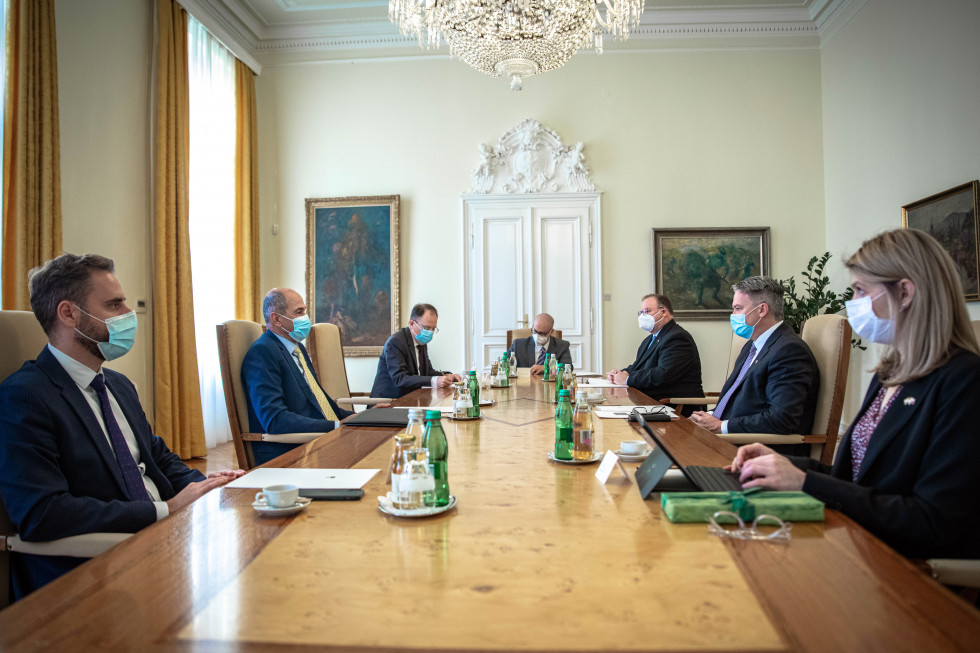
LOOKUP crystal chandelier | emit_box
[389,0,645,90]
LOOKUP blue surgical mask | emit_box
[74,306,138,361]
[278,313,311,341]
[845,292,893,344]
[415,327,434,345]
[729,303,762,339]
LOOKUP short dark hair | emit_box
[28,253,115,334]
[641,293,673,314]
[262,289,287,325]
[732,276,784,320]
[410,303,438,322]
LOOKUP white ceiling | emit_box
[181,0,866,72]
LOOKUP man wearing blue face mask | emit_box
[371,303,461,399]
[689,276,819,453]
[0,254,244,600]
[241,288,355,465]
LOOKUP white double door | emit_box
[462,193,602,373]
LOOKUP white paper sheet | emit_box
[579,378,627,388]
[593,405,675,419]
[226,468,379,490]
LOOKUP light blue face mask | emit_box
[74,306,138,361]
[729,303,763,340]
[415,326,434,345]
[278,313,311,341]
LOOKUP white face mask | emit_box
[845,292,894,344]
[638,309,665,333]
[534,333,550,347]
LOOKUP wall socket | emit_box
[603,293,612,301]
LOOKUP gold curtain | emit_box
[153,0,205,459]
[2,0,62,310]
[234,60,260,322]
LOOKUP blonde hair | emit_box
[845,228,980,385]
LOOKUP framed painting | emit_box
[652,227,771,319]
[306,195,400,356]
[902,181,980,301]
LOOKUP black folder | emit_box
[342,407,413,427]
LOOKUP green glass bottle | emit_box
[467,370,480,418]
[499,353,510,387]
[553,363,565,403]
[542,353,552,381]
[422,409,450,506]
[554,389,573,460]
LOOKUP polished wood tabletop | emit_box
[1,372,978,652]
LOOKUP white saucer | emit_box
[479,398,495,406]
[378,494,457,518]
[547,451,603,465]
[252,496,312,517]
[615,449,652,462]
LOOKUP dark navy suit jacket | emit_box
[241,331,352,464]
[623,320,704,406]
[371,327,447,399]
[506,336,573,369]
[794,349,980,559]
[0,346,204,600]
[716,322,819,436]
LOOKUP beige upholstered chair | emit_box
[505,327,563,349]
[0,310,130,608]
[306,323,390,409]
[216,320,327,470]
[717,314,851,465]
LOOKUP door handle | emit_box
[519,313,528,327]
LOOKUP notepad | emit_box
[226,468,379,490]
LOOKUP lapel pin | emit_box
[903,397,916,407]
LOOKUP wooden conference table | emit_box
[1,372,979,651]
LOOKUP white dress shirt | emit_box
[47,344,169,520]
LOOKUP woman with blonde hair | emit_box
[729,228,980,558]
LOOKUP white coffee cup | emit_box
[620,440,647,455]
[255,484,299,508]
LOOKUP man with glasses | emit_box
[606,294,704,416]
[371,303,461,399]
[241,288,356,465]
[506,313,572,375]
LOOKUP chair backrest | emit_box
[726,332,749,380]
[216,320,264,470]
[971,320,980,345]
[306,323,353,400]
[800,314,852,464]
[506,328,563,349]
[0,310,49,608]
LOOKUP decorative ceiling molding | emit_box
[207,0,864,67]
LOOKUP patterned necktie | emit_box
[89,374,152,502]
[712,342,758,419]
[293,349,339,421]
[536,347,546,365]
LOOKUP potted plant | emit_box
[780,252,864,349]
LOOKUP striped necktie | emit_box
[712,342,757,419]
[293,349,339,421]
[536,346,546,365]
[90,374,152,502]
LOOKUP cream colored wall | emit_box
[822,0,980,423]
[257,50,826,393]
[55,0,154,413]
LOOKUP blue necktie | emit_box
[90,374,152,502]
[536,347,546,365]
[712,342,757,419]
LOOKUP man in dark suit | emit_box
[690,277,819,452]
[606,294,704,416]
[0,254,242,600]
[371,303,460,399]
[241,288,356,465]
[506,313,572,374]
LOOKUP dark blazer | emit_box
[506,335,572,369]
[241,331,353,465]
[716,322,819,436]
[371,327,447,399]
[0,346,205,599]
[792,349,980,559]
[623,320,704,405]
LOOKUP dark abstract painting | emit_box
[306,196,400,355]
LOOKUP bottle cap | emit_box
[425,409,442,420]
[395,433,415,444]
[468,370,477,376]
[407,408,424,419]
[559,389,570,397]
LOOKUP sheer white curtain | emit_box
[187,16,235,448]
